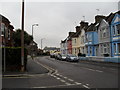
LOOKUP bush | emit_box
[2,47,28,71]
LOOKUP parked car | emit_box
[61,54,67,61]
[50,53,55,58]
[55,53,62,60]
[66,54,79,62]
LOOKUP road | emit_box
[2,56,119,89]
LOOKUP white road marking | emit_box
[86,84,89,86]
[58,74,63,77]
[75,82,82,85]
[52,75,57,78]
[83,85,90,89]
[56,77,60,80]
[56,74,59,75]
[65,83,72,85]
[60,80,66,82]
[95,70,103,72]
[68,79,74,82]
[63,77,67,79]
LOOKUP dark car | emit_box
[66,54,79,62]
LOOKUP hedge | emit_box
[2,47,28,71]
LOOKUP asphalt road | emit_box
[2,56,119,89]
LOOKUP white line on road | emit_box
[83,85,90,89]
[63,77,67,79]
[68,79,74,82]
[95,70,103,72]
[56,77,60,80]
[65,83,72,85]
[60,80,66,82]
[74,82,82,85]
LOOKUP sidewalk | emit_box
[3,57,49,76]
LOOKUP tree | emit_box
[13,29,33,47]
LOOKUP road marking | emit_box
[87,68,95,71]
[63,77,67,79]
[60,80,66,82]
[58,74,63,77]
[86,84,89,86]
[56,77,60,80]
[95,70,103,72]
[65,83,72,85]
[56,74,59,75]
[53,75,57,78]
[83,85,90,89]
[32,83,83,88]
[75,82,82,85]
[68,79,74,82]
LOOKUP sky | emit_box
[0,0,119,48]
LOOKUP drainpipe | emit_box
[109,25,112,57]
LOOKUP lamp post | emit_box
[31,24,38,58]
[21,0,25,72]
[32,24,39,40]
[41,38,45,50]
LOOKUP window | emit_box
[101,45,103,53]
[107,44,110,53]
[90,47,92,55]
[114,44,116,54]
[1,23,5,36]
[89,33,92,41]
[85,34,88,42]
[102,27,106,38]
[116,24,120,35]
[104,44,107,54]
[75,39,76,43]
[113,25,115,35]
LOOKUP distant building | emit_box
[44,46,60,54]
[0,14,14,47]
[60,39,67,55]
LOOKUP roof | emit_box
[0,14,10,24]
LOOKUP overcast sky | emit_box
[0,0,119,48]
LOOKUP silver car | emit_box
[66,54,79,62]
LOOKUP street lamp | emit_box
[41,38,45,50]
[31,24,38,58]
[32,24,39,40]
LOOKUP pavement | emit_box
[2,57,49,77]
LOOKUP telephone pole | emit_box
[21,0,25,72]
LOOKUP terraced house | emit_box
[110,11,120,57]
[71,26,81,56]
[85,15,106,56]
[98,13,114,57]
[67,32,75,54]
[79,21,88,54]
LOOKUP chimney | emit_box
[80,21,88,28]
[95,15,106,23]
[75,26,80,32]
[68,32,74,37]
